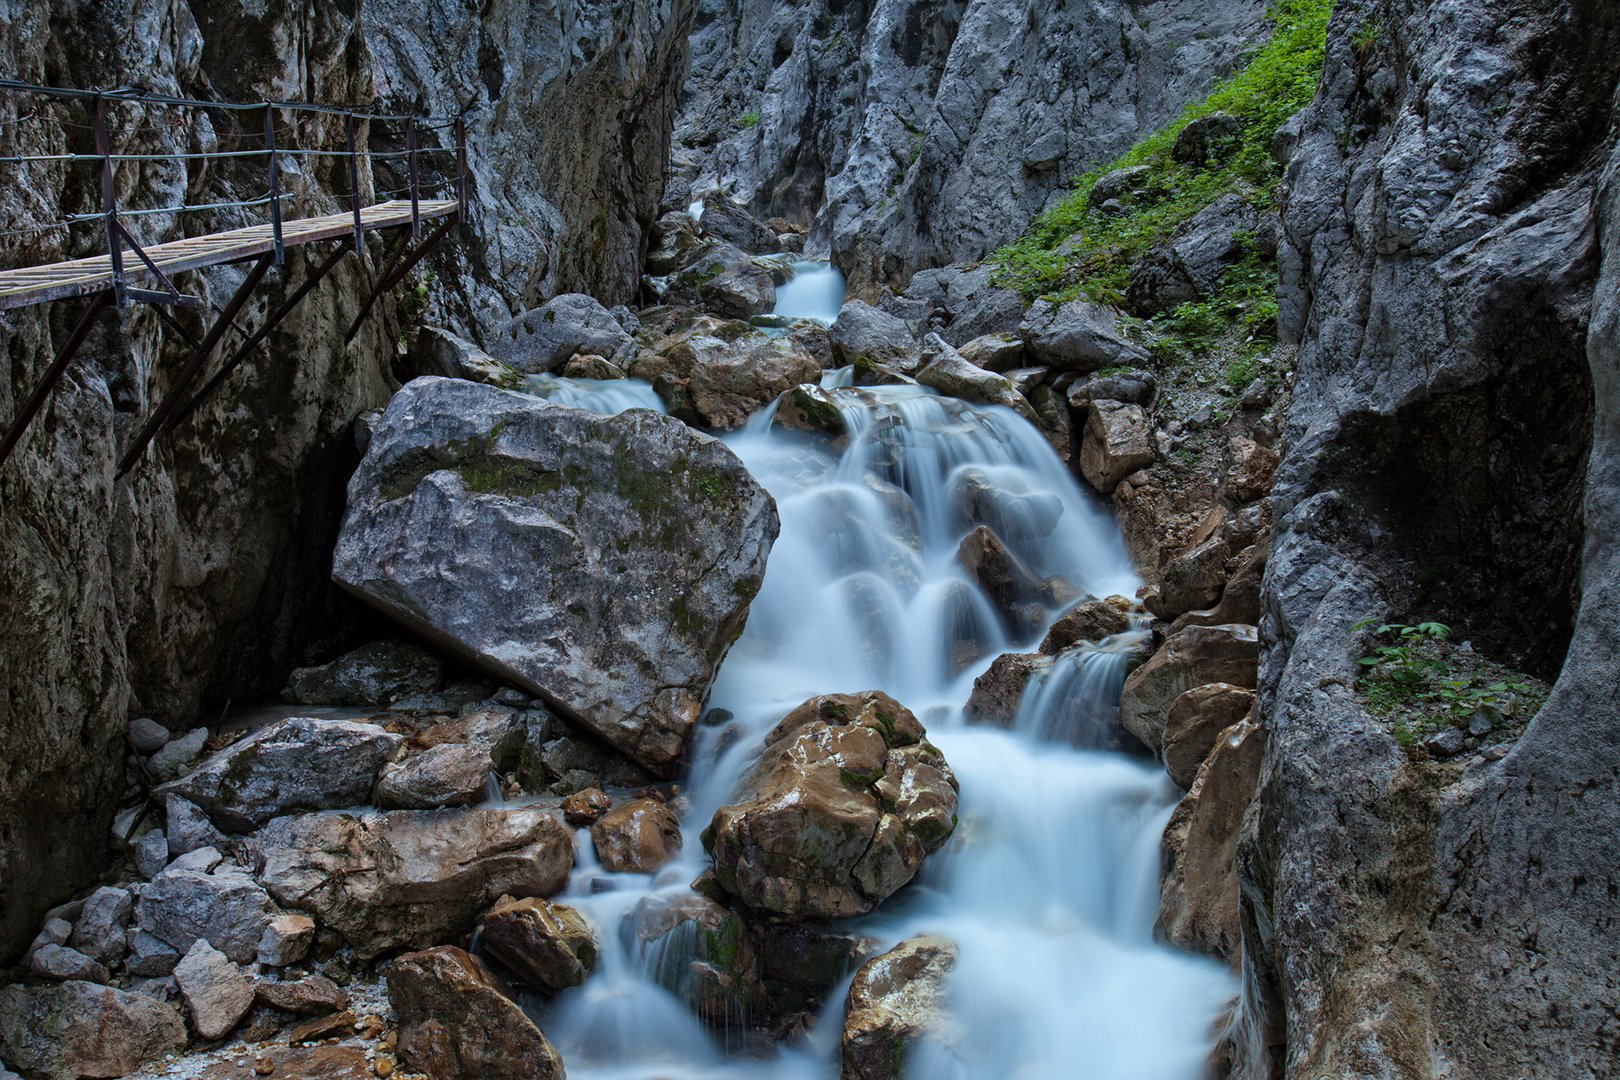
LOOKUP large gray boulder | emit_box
[830,300,921,374]
[1126,193,1261,317]
[136,866,275,964]
[914,334,1038,422]
[488,294,638,374]
[0,981,186,1080]
[884,265,1027,346]
[700,195,781,254]
[248,806,574,959]
[281,640,444,706]
[332,377,778,776]
[158,718,404,833]
[665,243,778,317]
[1019,298,1151,372]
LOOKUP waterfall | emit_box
[772,261,847,325]
[522,372,666,414]
[526,384,1234,1078]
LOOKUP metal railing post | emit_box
[94,95,127,307]
[265,105,283,265]
[454,116,468,223]
[346,112,363,253]
[406,115,420,239]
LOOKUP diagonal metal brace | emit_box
[115,220,196,306]
[166,243,351,431]
[344,216,454,344]
[0,290,115,472]
[116,254,273,478]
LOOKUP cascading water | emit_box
[516,384,1237,1079]
[771,262,847,325]
[522,372,666,414]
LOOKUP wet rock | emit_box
[1066,368,1157,408]
[1026,382,1076,463]
[1172,111,1242,165]
[830,301,922,374]
[282,640,444,707]
[387,946,564,1080]
[561,787,613,826]
[647,212,706,276]
[167,795,228,857]
[405,327,523,390]
[249,806,573,959]
[135,828,169,879]
[633,891,763,1023]
[333,377,778,777]
[1004,367,1051,396]
[375,743,493,810]
[159,718,404,833]
[1126,194,1259,317]
[963,651,1049,728]
[1163,684,1257,791]
[255,973,349,1016]
[126,929,181,977]
[666,243,778,318]
[1039,597,1133,653]
[1019,298,1151,373]
[71,886,132,965]
[915,334,1039,422]
[1170,538,1268,633]
[956,332,1026,372]
[488,293,637,374]
[1156,718,1265,962]
[257,914,316,968]
[417,706,525,771]
[592,798,683,873]
[760,923,882,999]
[1080,400,1157,493]
[707,692,958,919]
[1120,624,1260,752]
[951,468,1064,544]
[701,195,781,254]
[690,335,822,429]
[480,897,598,993]
[840,934,957,1080]
[137,866,274,965]
[0,980,186,1079]
[129,717,171,754]
[30,944,110,983]
[771,383,848,437]
[147,727,209,783]
[174,939,255,1040]
[1221,435,1280,503]
[1087,164,1153,209]
[957,525,1047,641]
[560,353,627,380]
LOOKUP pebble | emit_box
[374,1057,395,1078]
[254,1055,276,1076]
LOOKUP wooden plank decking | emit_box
[0,199,458,311]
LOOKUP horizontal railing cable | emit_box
[0,77,468,125]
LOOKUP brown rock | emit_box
[633,891,763,1023]
[1038,597,1133,653]
[0,981,186,1079]
[689,336,822,430]
[416,707,524,770]
[956,525,1047,639]
[1169,535,1269,633]
[561,786,613,825]
[962,652,1049,728]
[249,807,574,959]
[174,938,256,1040]
[375,743,493,810]
[841,935,957,1080]
[255,973,350,1017]
[386,947,563,1080]
[707,692,958,919]
[287,1010,355,1045]
[1080,400,1157,493]
[198,1046,374,1080]
[479,897,598,993]
[1150,534,1232,620]
[760,924,883,999]
[1120,624,1259,752]
[955,332,1026,372]
[1162,684,1256,790]
[591,798,683,873]
[1221,435,1279,503]
[560,354,626,380]
[257,913,317,967]
[1156,718,1267,962]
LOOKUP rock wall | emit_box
[671,0,1266,295]
[0,0,690,960]
[1235,0,1620,1075]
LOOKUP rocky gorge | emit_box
[1,1,1617,1079]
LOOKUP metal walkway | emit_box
[0,199,458,311]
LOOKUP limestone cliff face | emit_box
[1236,0,1620,1076]
[0,0,689,959]
[670,0,1266,295]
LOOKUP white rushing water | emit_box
[771,261,847,325]
[522,372,667,414]
[510,383,1236,1079]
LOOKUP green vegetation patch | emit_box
[992,0,1331,361]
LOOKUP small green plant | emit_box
[735,108,761,129]
[1350,19,1384,56]
[1354,620,1452,686]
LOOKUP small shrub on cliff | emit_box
[993,0,1331,303]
